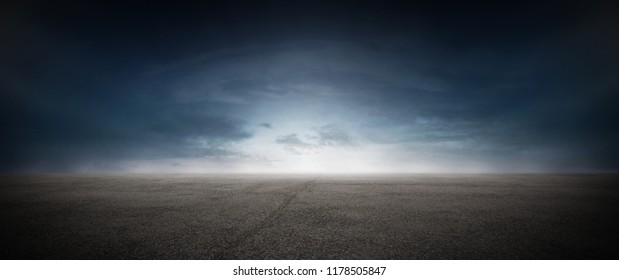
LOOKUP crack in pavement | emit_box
[212,178,317,259]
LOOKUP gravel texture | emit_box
[1,174,618,259]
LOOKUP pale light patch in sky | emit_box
[239,126,387,173]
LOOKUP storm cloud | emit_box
[1,0,618,172]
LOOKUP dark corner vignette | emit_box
[1,0,618,260]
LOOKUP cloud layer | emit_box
[1,0,618,172]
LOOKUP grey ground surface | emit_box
[1,174,618,259]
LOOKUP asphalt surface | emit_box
[1,174,618,259]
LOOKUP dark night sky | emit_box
[1,0,618,172]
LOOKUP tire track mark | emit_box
[212,179,316,259]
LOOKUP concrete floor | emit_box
[1,174,618,259]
